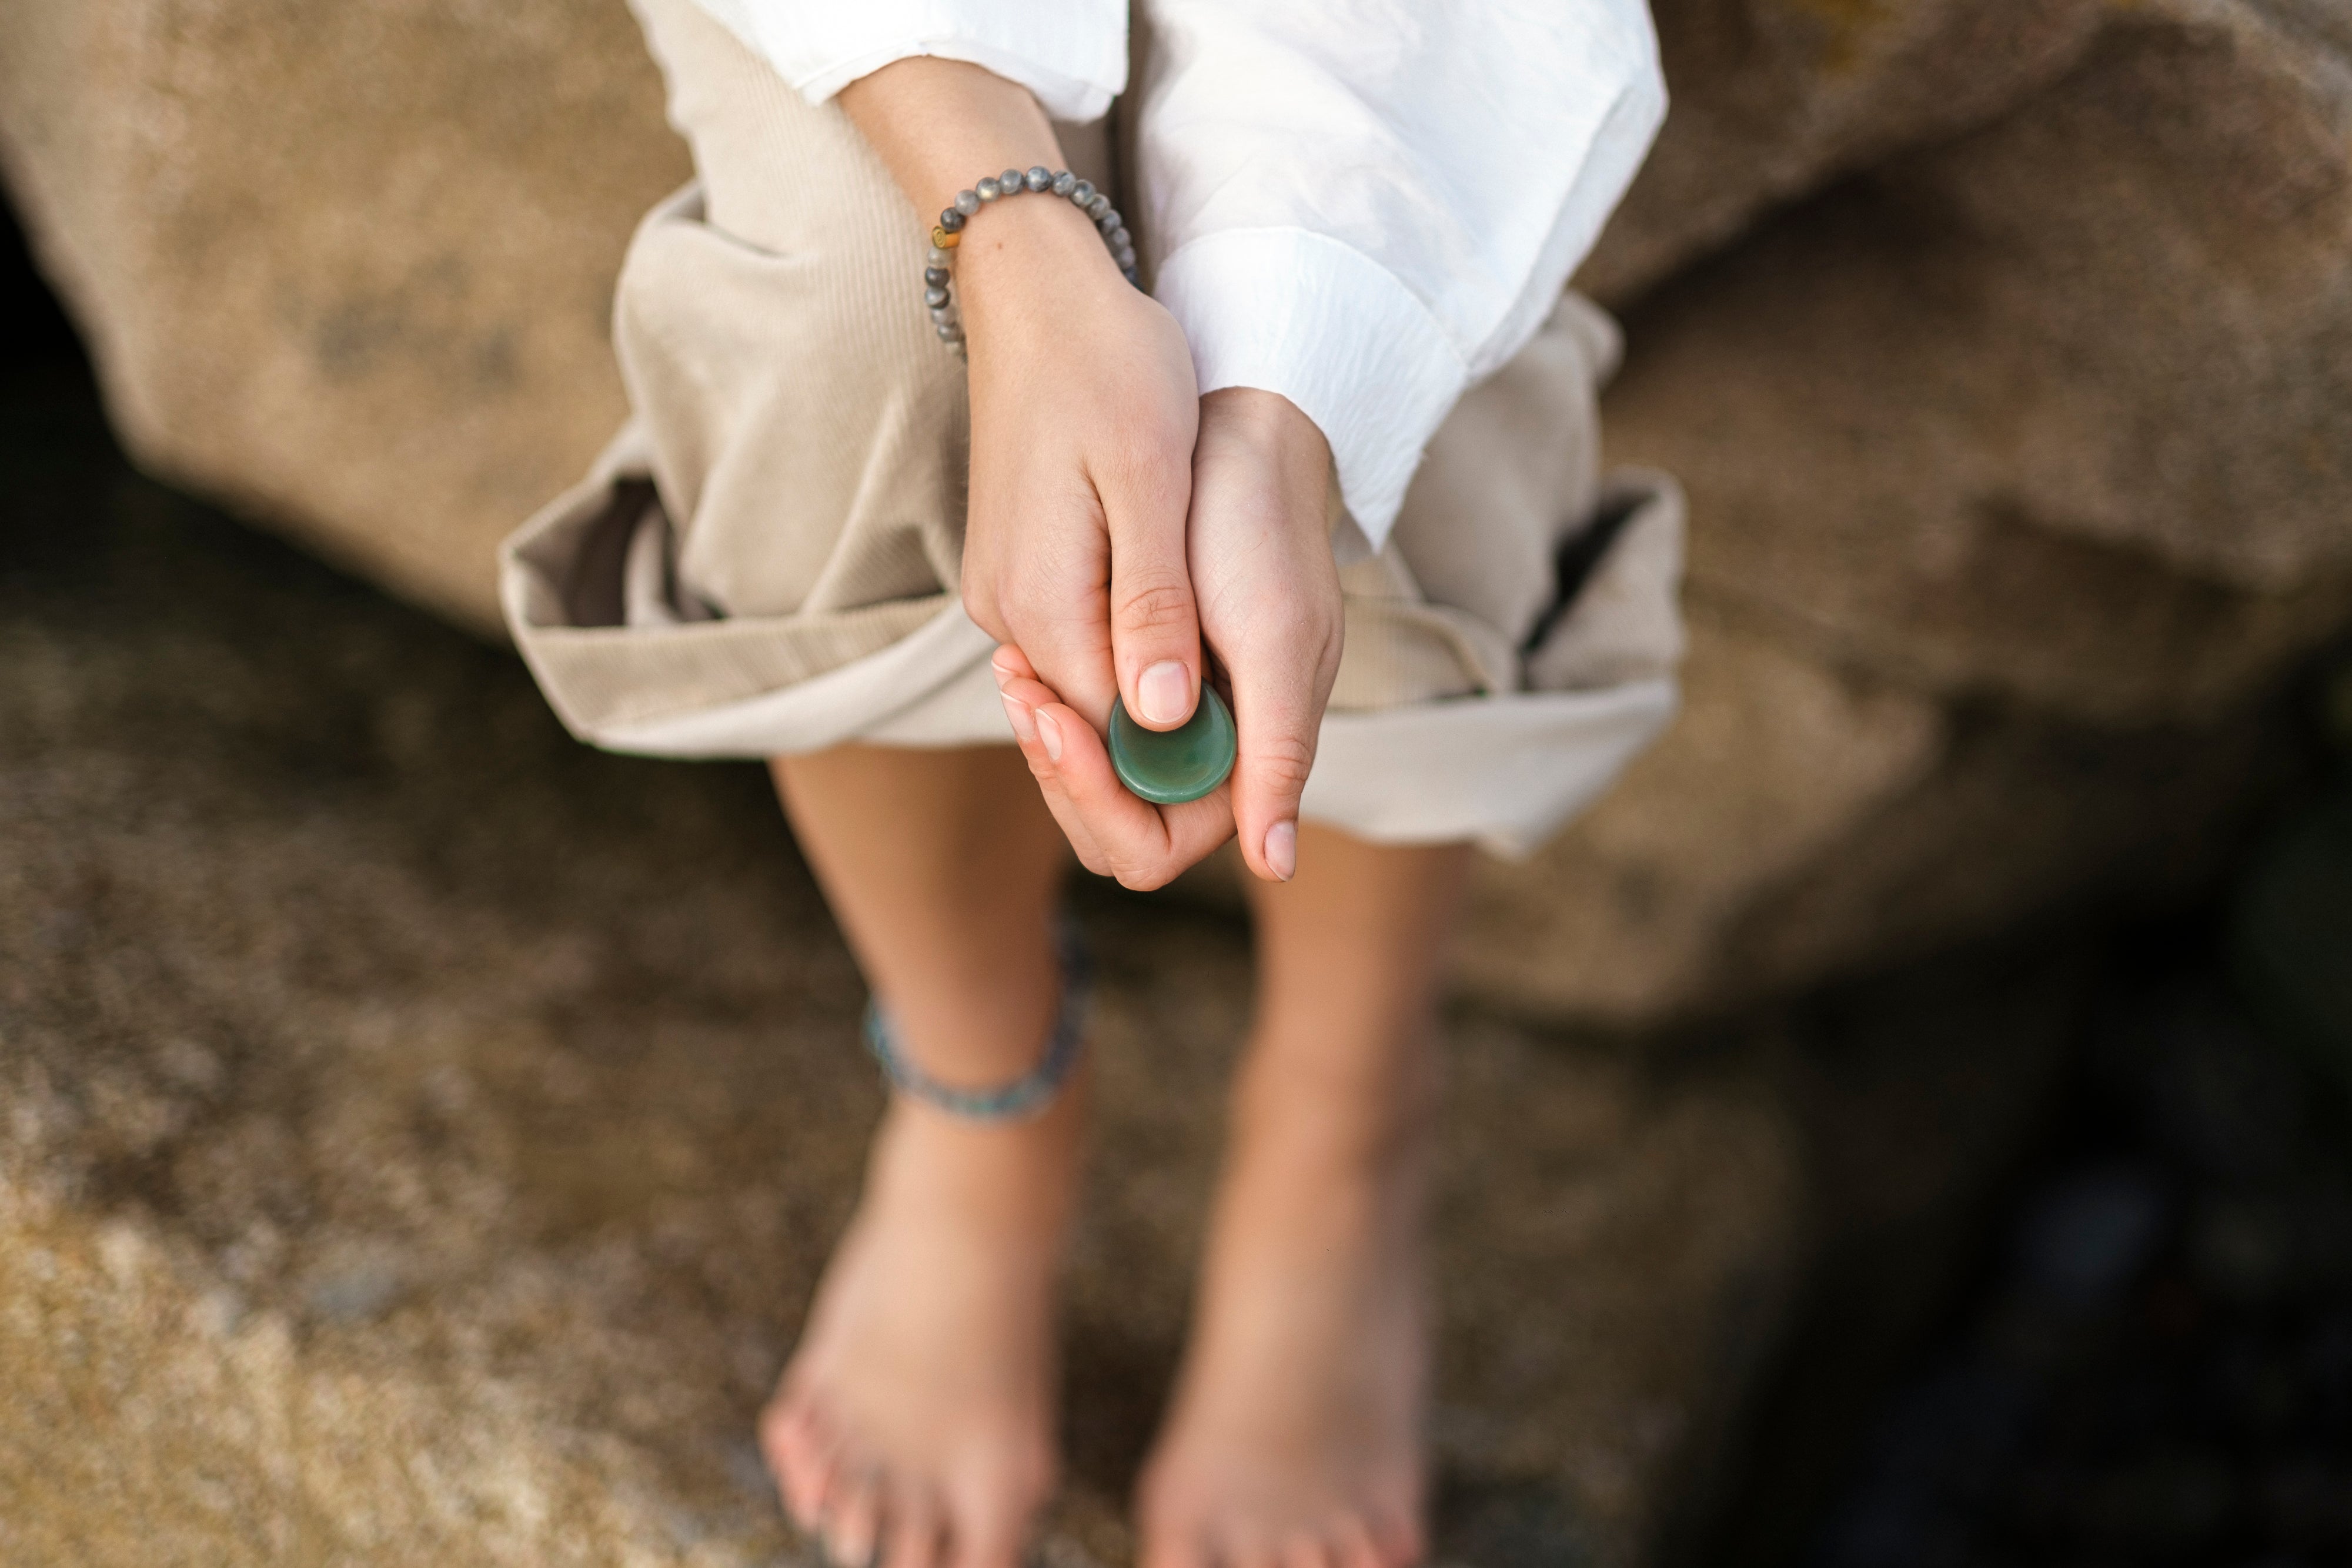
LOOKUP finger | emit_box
[990,643,1038,683]
[998,671,1167,873]
[997,677,1234,890]
[973,480,1120,731]
[1223,629,1336,883]
[994,648,1115,876]
[1100,447,1202,732]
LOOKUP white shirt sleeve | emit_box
[688,0,1662,554]
[1139,0,1666,553]
[689,0,1129,123]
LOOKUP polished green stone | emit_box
[1108,686,1237,805]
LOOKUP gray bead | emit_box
[1025,166,1053,192]
[1000,168,1025,192]
[954,189,981,215]
[975,177,1002,202]
[937,322,962,340]
[940,209,965,232]
[1051,171,1077,196]
[924,286,950,309]
[931,306,959,326]
[928,245,953,268]
[1115,246,1137,270]
[1085,193,1111,220]
[1107,226,1131,250]
[924,267,950,287]
[1069,180,1096,206]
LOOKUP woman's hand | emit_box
[1186,388,1342,881]
[957,198,1206,738]
[841,60,1209,743]
[842,61,1342,887]
[992,390,1341,888]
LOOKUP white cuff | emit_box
[1155,230,1468,554]
[716,1,1127,123]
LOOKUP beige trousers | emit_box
[499,0,1685,855]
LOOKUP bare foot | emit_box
[1137,1056,1432,1568]
[761,1085,1083,1568]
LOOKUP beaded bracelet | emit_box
[925,166,1140,356]
[864,919,1091,1119]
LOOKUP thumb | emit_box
[1101,456,1203,733]
[1224,634,1334,882]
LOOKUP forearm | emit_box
[838,58,1122,347]
[838,57,1061,222]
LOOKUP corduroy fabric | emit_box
[499,0,1686,855]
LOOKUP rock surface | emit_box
[0,0,685,633]
[6,1,2344,1558]
[1575,0,2108,304]
[0,365,1798,1566]
[0,364,2091,1567]
[1464,0,2352,1019]
[2,0,2347,1027]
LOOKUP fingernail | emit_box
[1001,693,1036,744]
[1035,708,1064,763]
[1264,820,1297,881]
[1138,661,1191,727]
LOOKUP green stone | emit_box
[1108,686,1237,805]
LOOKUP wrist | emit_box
[1201,390,1331,503]
[956,193,1127,322]
[1204,390,1336,543]
[838,58,1063,220]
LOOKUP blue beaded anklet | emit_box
[863,922,1091,1121]
[924,167,1140,358]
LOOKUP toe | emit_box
[1281,1530,1338,1568]
[1218,1529,1286,1568]
[760,1397,838,1530]
[1369,1508,1425,1568]
[944,1496,1031,1568]
[823,1464,885,1568]
[1137,1523,1212,1568]
[1331,1514,1385,1568]
[881,1484,946,1568]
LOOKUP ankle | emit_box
[1228,1044,1438,1183]
[870,1072,1090,1216]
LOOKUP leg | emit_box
[1138,826,1471,1568]
[762,744,1081,1568]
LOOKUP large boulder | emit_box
[1576,0,2109,302]
[0,0,684,633]
[1467,0,2352,1019]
